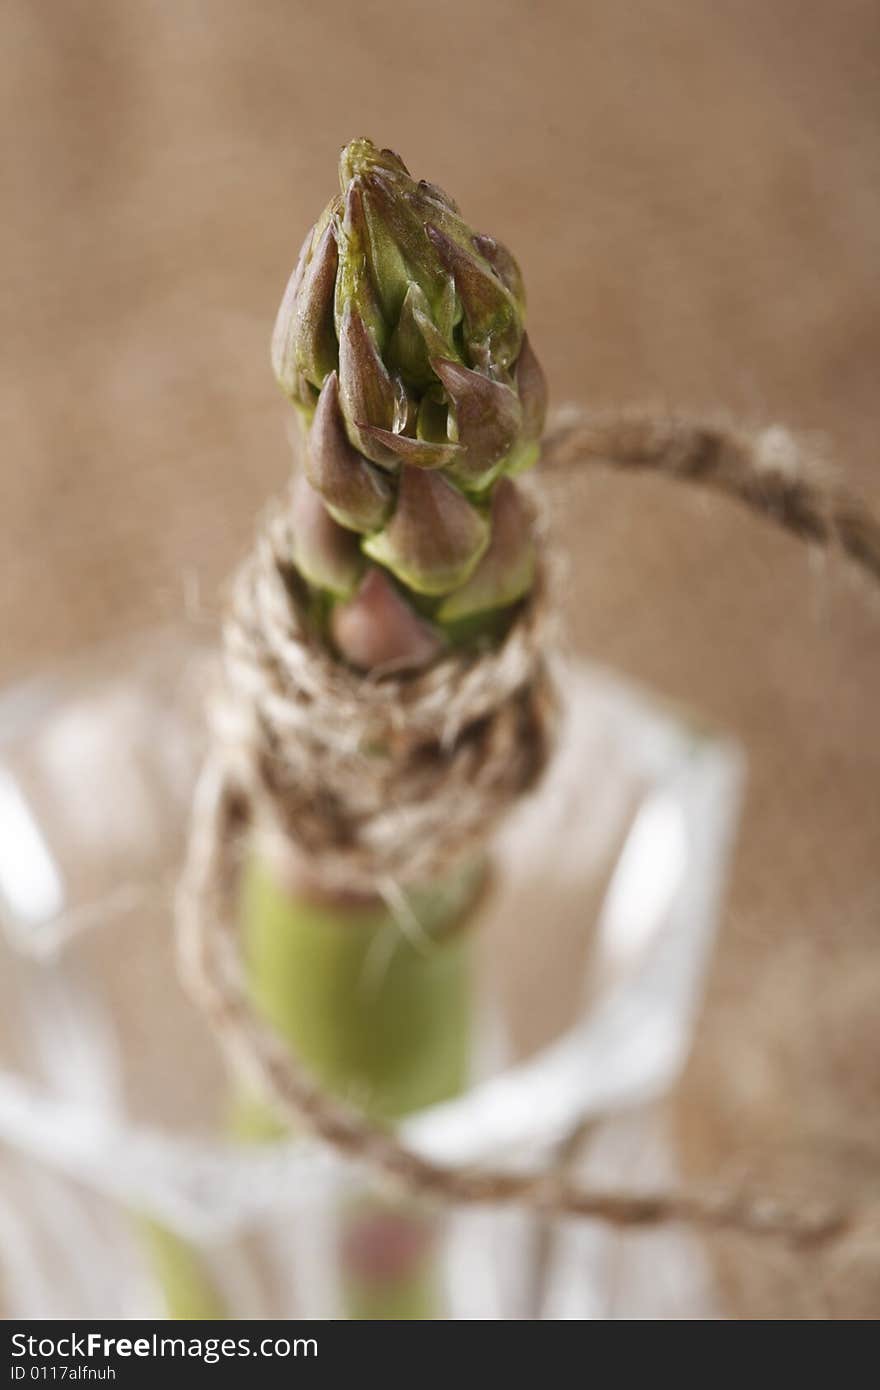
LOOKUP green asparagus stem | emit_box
[240,855,480,1122]
[142,1221,226,1320]
[239,853,483,1319]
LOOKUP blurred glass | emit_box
[0,634,742,1318]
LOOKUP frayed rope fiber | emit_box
[178,405,880,1245]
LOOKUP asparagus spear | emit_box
[161,138,547,1319]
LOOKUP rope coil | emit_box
[212,504,555,893]
[178,406,880,1246]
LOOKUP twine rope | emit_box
[178,405,880,1247]
[211,505,555,894]
[543,405,880,581]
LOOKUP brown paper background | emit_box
[3,1,879,1316]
